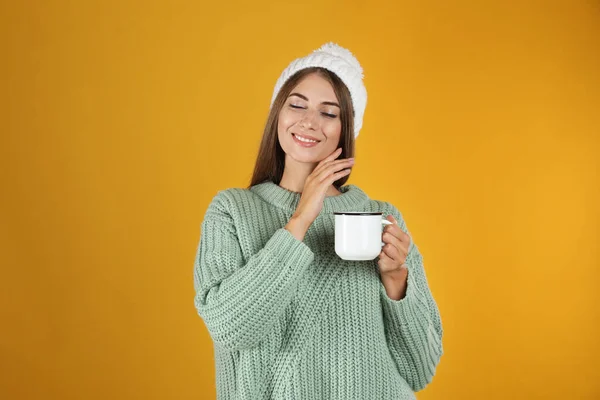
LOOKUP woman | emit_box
[193,43,443,400]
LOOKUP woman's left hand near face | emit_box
[378,215,411,276]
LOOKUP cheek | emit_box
[278,109,297,129]
[323,120,342,139]
[277,111,290,137]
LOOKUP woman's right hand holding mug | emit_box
[285,148,355,241]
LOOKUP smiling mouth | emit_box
[292,133,321,144]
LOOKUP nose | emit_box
[298,109,319,130]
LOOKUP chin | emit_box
[288,151,319,164]
[280,135,331,164]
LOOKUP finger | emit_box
[378,252,395,272]
[384,223,411,244]
[313,155,353,178]
[382,231,407,257]
[382,232,410,257]
[386,241,408,262]
[378,250,390,266]
[382,242,402,261]
[326,167,352,184]
[318,159,355,182]
[388,215,412,246]
[313,148,343,174]
[322,147,343,163]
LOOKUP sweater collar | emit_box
[250,180,370,214]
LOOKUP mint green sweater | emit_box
[193,181,443,399]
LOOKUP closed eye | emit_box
[290,104,337,118]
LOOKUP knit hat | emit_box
[270,42,367,138]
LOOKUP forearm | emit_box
[196,227,314,351]
[380,251,443,391]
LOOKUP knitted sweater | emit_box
[193,181,443,400]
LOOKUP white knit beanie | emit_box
[270,42,367,139]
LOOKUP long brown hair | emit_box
[248,67,355,189]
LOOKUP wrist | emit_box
[290,214,312,230]
[285,215,311,241]
[380,267,407,282]
[380,269,408,300]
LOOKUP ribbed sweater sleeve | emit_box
[193,191,315,351]
[380,206,444,392]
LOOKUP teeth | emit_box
[295,134,318,143]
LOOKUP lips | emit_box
[292,132,320,147]
[292,133,321,142]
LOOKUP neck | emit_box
[279,155,341,196]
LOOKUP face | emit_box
[277,72,342,164]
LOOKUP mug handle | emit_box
[381,219,393,247]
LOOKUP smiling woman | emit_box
[251,66,355,189]
[193,43,443,400]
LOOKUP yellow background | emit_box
[1,0,599,399]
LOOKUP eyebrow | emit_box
[289,92,340,108]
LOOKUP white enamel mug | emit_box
[334,212,393,260]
